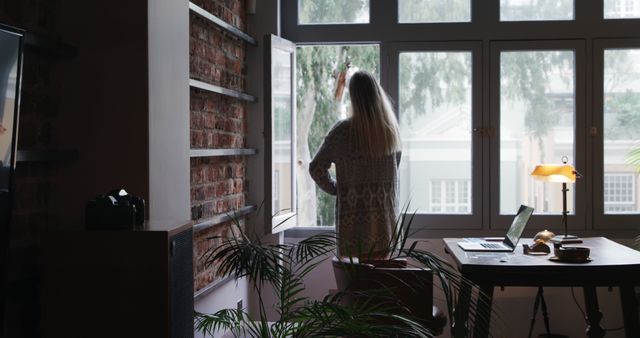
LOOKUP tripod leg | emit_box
[539,287,552,335]
[527,287,543,338]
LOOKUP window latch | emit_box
[590,126,598,137]
[473,127,495,137]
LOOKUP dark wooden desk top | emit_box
[443,237,640,286]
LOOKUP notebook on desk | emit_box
[457,205,534,252]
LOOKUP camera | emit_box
[85,189,145,230]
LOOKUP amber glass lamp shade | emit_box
[530,164,576,183]
[530,160,582,244]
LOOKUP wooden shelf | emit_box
[16,149,78,163]
[24,33,77,60]
[193,204,257,233]
[190,148,256,158]
[189,79,256,102]
[188,2,257,46]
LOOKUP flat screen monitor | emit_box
[0,23,23,334]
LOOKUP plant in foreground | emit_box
[195,209,494,338]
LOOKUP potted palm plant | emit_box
[195,208,492,338]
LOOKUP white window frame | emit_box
[429,179,472,214]
[265,34,298,234]
[604,173,636,211]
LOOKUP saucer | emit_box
[549,256,592,263]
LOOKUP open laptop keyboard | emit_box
[480,242,504,249]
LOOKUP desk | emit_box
[443,237,640,338]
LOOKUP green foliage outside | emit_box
[398,0,470,23]
[298,0,368,24]
[500,0,573,21]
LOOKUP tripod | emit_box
[527,287,568,338]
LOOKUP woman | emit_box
[309,71,402,260]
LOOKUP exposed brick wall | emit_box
[193,219,243,291]
[189,0,250,292]
[190,156,247,221]
[190,90,247,149]
[190,13,246,91]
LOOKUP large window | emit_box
[282,1,640,233]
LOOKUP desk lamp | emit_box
[531,156,582,244]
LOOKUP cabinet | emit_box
[41,222,193,338]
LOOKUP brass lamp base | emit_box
[551,234,583,244]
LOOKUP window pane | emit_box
[296,45,380,226]
[398,0,471,23]
[500,0,574,21]
[603,49,640,214]
[298,0,369,24]
[273,49,293,215]
[399,52,473,214]
[605,0,640,18]
[499,50,575,215]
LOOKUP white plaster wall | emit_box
[284,236,628,338]
[148,0,191,223]
[194,278,251,338]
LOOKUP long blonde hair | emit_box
[348,71,401,158]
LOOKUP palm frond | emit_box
[203,234,284,286]
[291,232,337,267]
[195,309,246,338]
[405,248,496,337]
[290,296,435,338]
[390,202,415,255]
[626,145,640,172]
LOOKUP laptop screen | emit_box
[504,205,534,248]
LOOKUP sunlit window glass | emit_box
[273,49,293,215]
[604,0,640,19]
[398,0,471,23]
[399,51,473,214]
[298,0,369,24]
[603,49,640,214]
[499,50,575,215]
[500,0,574,21]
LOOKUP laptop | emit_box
[457,205,534,252]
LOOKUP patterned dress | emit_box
[309,119,401,258]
